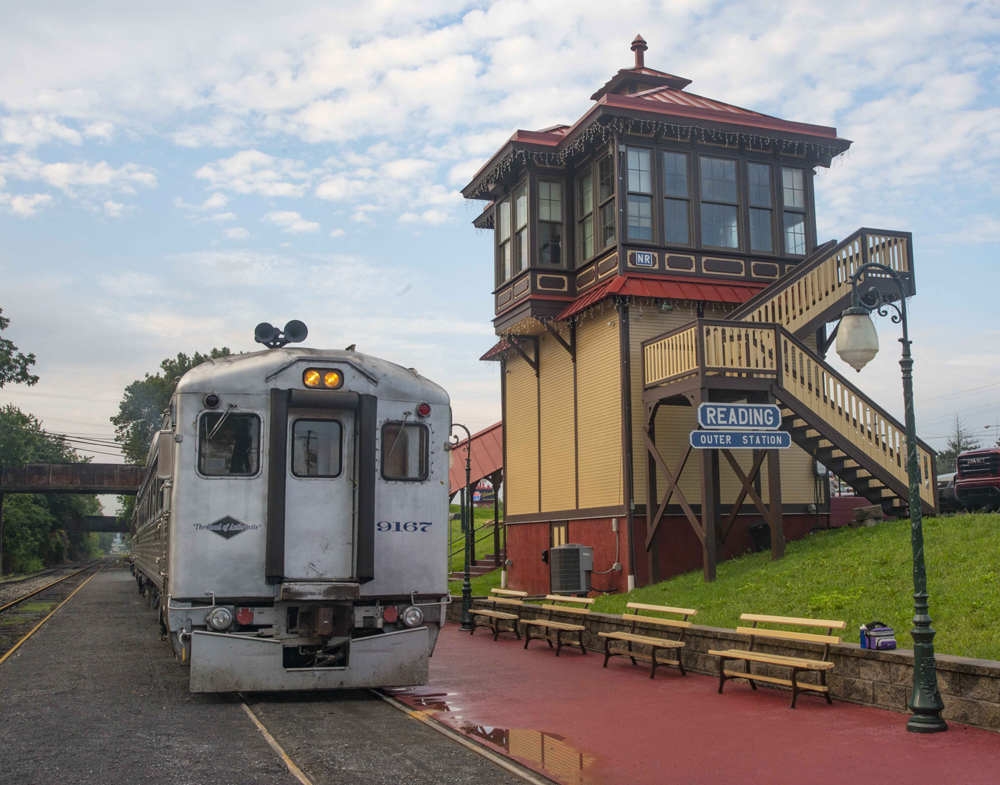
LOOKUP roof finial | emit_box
[631,34,647,69]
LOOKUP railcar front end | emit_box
[130,347,450,693]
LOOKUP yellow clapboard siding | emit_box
[539,324,577,512]
[576,312,623,509]
[505,349,539,515]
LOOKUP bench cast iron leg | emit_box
[676,649,686,676]
[555,630,563,657]
[579,633,586,655]
[627,639,636,666]
[603,638,612,668]
[717,657,727,694]
[821,670,832,705]
[469,616,477,635]
[524,626,532,650]
[514,618,522,640]
[492,619,501,641]
[650,649,659,679]
[790,668,800,709]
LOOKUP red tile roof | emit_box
[448,421,503,496]
[555,275,764,321]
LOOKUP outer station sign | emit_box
[691,403,790,449]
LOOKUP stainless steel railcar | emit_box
[130,344,450,692]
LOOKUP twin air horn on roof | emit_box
[254,320,308,349]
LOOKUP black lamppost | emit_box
[835,263,947,734]
[450,424,473,631]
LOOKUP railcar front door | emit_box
[283,410,356,581]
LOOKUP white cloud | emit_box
[329,228,345,237]
[103,200,125,217]
[210,211,237,221]
[0,192,53,216]
[195,150,314,197]
[34,160,156,196]
[399,208,452,226]
[0,114,82,147]
[263,210,319,233]
[171,116,245,148]
[224,227,250,239]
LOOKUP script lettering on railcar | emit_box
[194,515,260,539]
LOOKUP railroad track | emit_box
[0,559,107,665]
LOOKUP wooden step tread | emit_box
[709,649,834,670]
[722,670,830,692]
[598,632,685,648]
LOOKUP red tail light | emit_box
[236,607,254,625]
[383,606,399,623]
[416,402,431,417]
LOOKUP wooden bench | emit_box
[522,595,593,656]
[469,589,528,641]
[709,614,846,708]
[598,602,695,678]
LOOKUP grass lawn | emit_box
[590,513,1000,661]
[448,569,503,597]
[447,503,504,571]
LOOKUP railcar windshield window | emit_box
[291,419,343,478]
[199,413,260,476]
[381,422,428,481]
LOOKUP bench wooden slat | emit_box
[621,613,691,629]
[489,597,523,607]
[543,595,594,605]
[735,626,841,645]
[491,589,528,597]
[541,604,590,615]
[627,602,697,616]
[471,609,518,620]
[740,613,846,630]
[524,619,586,632]
[709,648,835,670]
[722,670,830,692]
[608,649,679,665]
[599,632,685,648]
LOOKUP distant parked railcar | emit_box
[130,341,450,692]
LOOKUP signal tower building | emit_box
[462,37,937,593]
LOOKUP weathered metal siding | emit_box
[504,351,539,515]
[539,326,576,512]
[576,311,623,509]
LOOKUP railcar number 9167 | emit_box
[377,521,433,532]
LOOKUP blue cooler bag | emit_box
[860,621,897,650]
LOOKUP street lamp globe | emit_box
[836,306,880,372]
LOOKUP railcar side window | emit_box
[198,413,260,476]
[381,422,428,481]
[291,419,343,478]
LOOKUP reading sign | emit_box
[697,403,782,431]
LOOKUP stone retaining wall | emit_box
[447,597,1000,732]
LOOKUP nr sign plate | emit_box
[690,430,791,449]
[697,403,781,431]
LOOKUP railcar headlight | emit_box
[401,606,424,628]
[207,606,234,631]
[323,371,341,388]
[303,369,321,388]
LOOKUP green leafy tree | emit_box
[111,348,232,464]
[0,307,38,388]
[937,416,982,474]
[0,406,101,573]
[111,348,232,526]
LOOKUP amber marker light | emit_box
[323,371,342,388]
[303,369,321,388]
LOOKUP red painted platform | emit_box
[388,624,1000,785]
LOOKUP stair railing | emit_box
[641,318,936,510]
[777,328,935,509]
[728,229,913,337]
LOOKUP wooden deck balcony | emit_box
[641,318,936,513]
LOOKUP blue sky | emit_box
[1,0,999,468]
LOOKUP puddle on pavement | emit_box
[462,724,598,785]
[384,689,461,714]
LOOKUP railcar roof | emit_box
[174,347,448,403]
